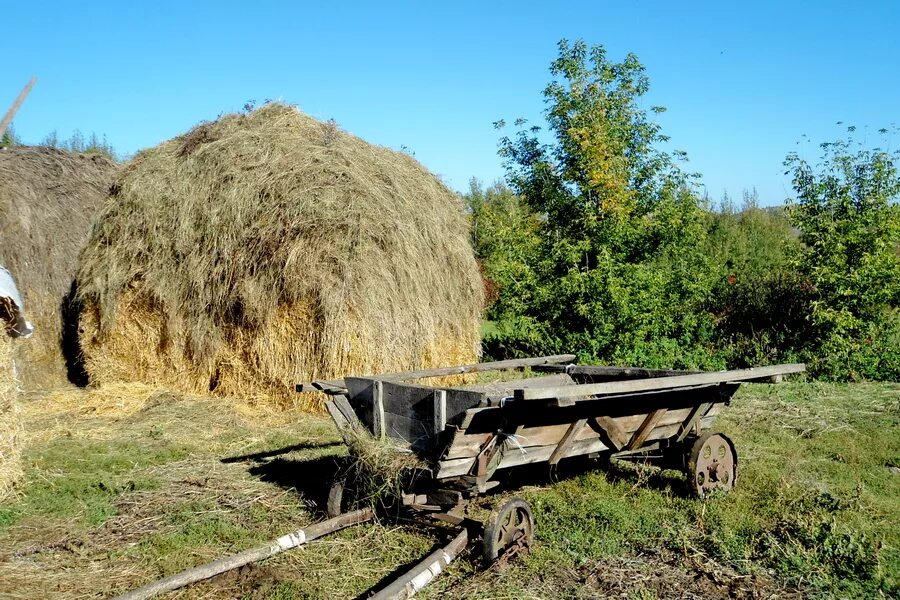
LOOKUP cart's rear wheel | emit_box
[686,432,737,498]
[326,478,346,518]
[482,497,534,563]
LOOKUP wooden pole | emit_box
[297,354,577,392]
[0,78,37,140]
[369,528,468,600]
[111,508,374,600]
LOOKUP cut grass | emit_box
[0,381,896,598]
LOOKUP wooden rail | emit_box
[512,363,806,403]
[296,354,576,392]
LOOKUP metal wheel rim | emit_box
[688,432,737,498]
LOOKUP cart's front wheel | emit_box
[483,497,535,563]
[686,432,737,498]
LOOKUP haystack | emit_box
[0,336,22,498]
[75,103,483,406]
[0,147,117,387]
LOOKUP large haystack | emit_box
[0,336,22,498]
[75,103,483,405]
[0,147,117,387]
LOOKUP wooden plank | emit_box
[549,419,587,465]
[627,408,667,450]
[459,373,574,399]
[0,77,37,139]
[675,402,711,442]
[592,416,630,450]
[433,389,447,433]
[514,364,806,402]
[373,379,384,440]
[297,354,576,391]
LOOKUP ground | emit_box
[0,381,897,599]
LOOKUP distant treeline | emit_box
[1,125,116,160]
[471,40,899,381]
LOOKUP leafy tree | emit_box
[0,124,18,148]
[488,39,720,368]
[785,135,900,379]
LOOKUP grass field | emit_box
[0,381,896,599]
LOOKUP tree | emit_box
[0,124,18,148]
[785,134,900,379]
[489,39,720,368]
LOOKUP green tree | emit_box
[0,124,18,148]
[489,39,720,368]
[785,134,900,379]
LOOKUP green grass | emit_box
[0,382,896,598]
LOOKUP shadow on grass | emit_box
[221,441,342,464]
[247,454,350,513]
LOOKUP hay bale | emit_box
[75,103,483,406]
[0,147,117,387]
[0,336,22,498]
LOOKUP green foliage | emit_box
[785,136,900,380]
[0,124,18,148]
[486,39,719,368]
[41,128,117,160]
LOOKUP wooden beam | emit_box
[675,402,712,443]
[549,419,587,465]
[433,389,447,434]
[591,416,630,451]
[0,77,36,140]
[297,354,577,392]
[513,363,806,402]
[372,380,385,440]
[627,408,668,450]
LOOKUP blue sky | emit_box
[3,1,898,204]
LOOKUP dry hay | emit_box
[0,146,117,387]
[75,103,483,407]
[0,337,22,498]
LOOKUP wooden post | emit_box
[675,402,711,443]
[549,418,587,465]
[627,408,668,450]
[433,389,447,434]
[373,379,385,440]
[0,78,37,140]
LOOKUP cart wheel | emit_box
[326,478,346,518]
[686,432,737,498]
[482,497,535,563]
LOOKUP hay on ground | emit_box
[0,147,117,387]
[75,103,483,407]
[0,336,22,498]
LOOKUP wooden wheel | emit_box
[326,478,346,518]
[482,497,535,563]
[686,432,737,498]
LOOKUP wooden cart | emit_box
[300,355,805,563]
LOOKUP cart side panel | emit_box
[345,377,483,450]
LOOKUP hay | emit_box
[0,146,117,387]
[0,336,22,498]
[75,103,483,407]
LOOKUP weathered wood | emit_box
[369,529,468,600]
[0,77,36,140]
[112,508,374,600]
[513,364,805,402]
[627,408,668,450]
[592,416,630,450]
[373,380,385,440]
[675,402,712,442]
[549,419,587,465]
[433,389,447,433]
[459,373,575,399]
[297,354,576,391]
[536,364,697,381]
[436,415,720,478]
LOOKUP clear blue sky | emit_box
[3,1,898,204]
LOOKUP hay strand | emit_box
[0,336,22,498]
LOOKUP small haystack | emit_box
[0,336,22,497]
[0,147,117,387]
[75,103,483,406]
